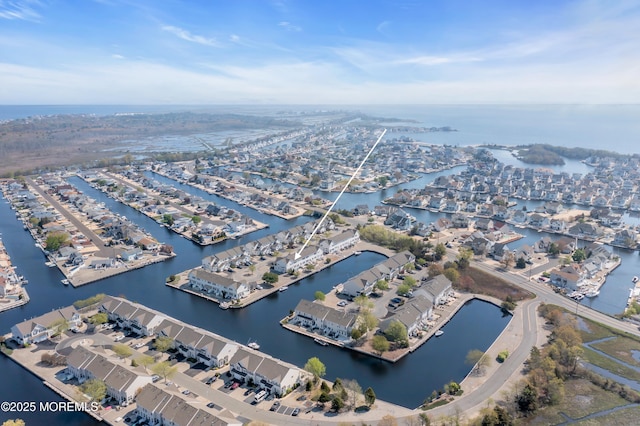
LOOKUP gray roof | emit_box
[294,299,357,328]
[13,305,79,336]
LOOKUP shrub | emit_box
[497,350,509,363]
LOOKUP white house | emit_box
[11,306,81,345]
[229,348,305,396]
[66,346,153,405]
[188,268,251,300]
[272,246,323,274]
[319,229,360,254]
[421,274,453,305]
[380,295,433,337]
[293,299,358,339]
[135,384,242,426]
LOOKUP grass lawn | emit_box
[592,336,640,368]
[581,347,640,383]
[574,405,640,425]
[527,378,629,425]
[455,266,535,302]
[579,317,616,342]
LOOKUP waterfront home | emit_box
[120,247,143,262]
[229,348,305,396]
[10,306,81,345]
[422,274,453,305]
[613,229,638,248]
[202,246,249,272]
[154,318,239,368]
[272,246,324,274]
[89,257,117,269]
[384,208,416,231]
[188,268,251,300]
[568,222,602,240]
[66,346,153,405]
[533,237,553,253]
[292,299,358,339]
[319,229,360,255]
[380,295,433,337]
[549,264,586,291]
[475,218,494,231]
[98,296,166,336]
[134,384,241,426]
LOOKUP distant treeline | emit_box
[513,143,632,166]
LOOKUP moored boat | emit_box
[633,276,638,283]
[278,286,289,292]
[248,341,260,350]
[61,279,69,286]
[435,330,444,337]
[314,338,328,346]
[219,302,230,309]
[585,289,600,298]
[354,251,362,256]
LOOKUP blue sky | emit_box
[1,0,639,104]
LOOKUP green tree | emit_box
[516,383,538,415]
[262,272,279,283]
[191,215,202,224]
[80,378,107,402]
[136,354,155,372]
[466,349,492,374]
[112,343,133,359]
[364,386,376,407]
[89,312,108,325]
[516,257,527,269]
[331,396,345,412]
[303,357,326,383]
[385,320,409,347]
[443,267,460,284]
[320,381,330,393]
[151,361,178,383]
[318,391,331,404]
[572,248,587,262]
[314,291,326,301]
[434,243,447,260]
[397,283,412,296]
[354,294,373,310]
[403,276,417,288]
[374,279,389,291]
[371,335,390,355]
[48,318,69,337]
[162,214,174,226]
[45,232,69,252]
[548,243,560,256]
[358,310,379,332]
[153,336,174,352]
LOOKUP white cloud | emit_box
[161,25,221,47]
[111,54,124,59]
[0,0,42,21]
[376,21,390,34]
[278,21,301,32]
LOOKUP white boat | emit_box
[248,341,260,350]
[633,276,638,283]
[278,286,289,292]
[314,338,328,346]
[435,330,444,337]
[61,279,69,286]
[354,251,362,256]
[219,302,230,309]
[585,289,600,298]
[45,261,55,267]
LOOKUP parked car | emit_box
[114,334,125,342]
[206,402,215,408]
[337,300,348,307]
[292,408,300,416]
[230,382,240,390]
[270,401,280,411]
[206,376,217,385]
[151,375,160,382]
[182,389,190,395]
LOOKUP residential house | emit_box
[134,384,242,426]
[293,299,358,339]
[11,306,81,345]
[229,348,305,396]
[272,246,323,274]
[422,275,453,305]
[319,230,360,255]
[380,295,433,337]
[549,264,586,291]
[188,268,251,300]
[66,346,153,405]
